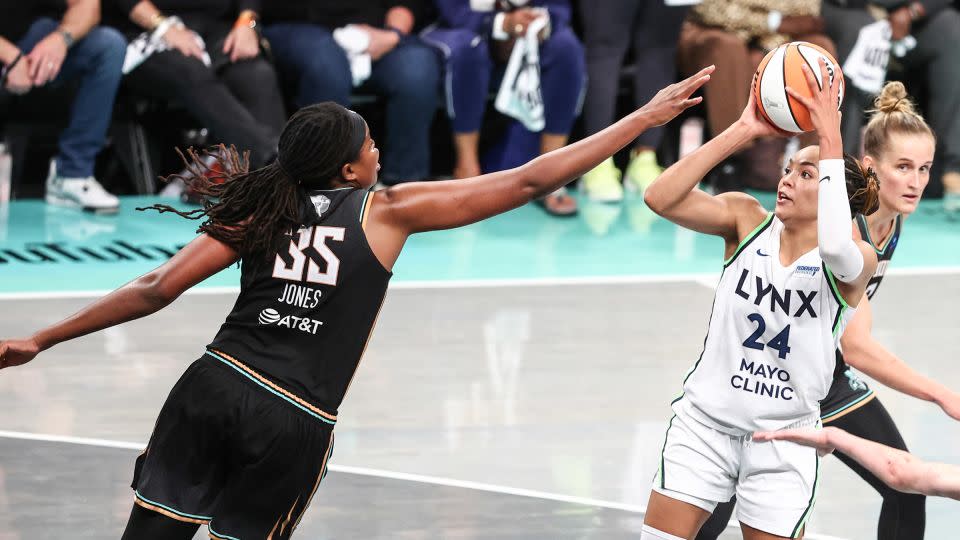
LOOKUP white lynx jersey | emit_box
[673,214,856,435]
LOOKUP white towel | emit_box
[841,20,891,94]
[122,16,210,75]
[494,14,549,132]
[333,25,373,87]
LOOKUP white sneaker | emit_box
[46,170,120,214]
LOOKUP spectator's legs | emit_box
[631,2,688,151]
[539,27,585,141]
[421,28,493,179]
[676,22,752,138]
[366,40,441,183]
[262,23,351,108]
[910,8,960,207]
[124,51,277,166]
[17,21,125,179]
[219,58,287,150]
[579,0,638,137]
[577,2,635,201]
[625,1,688,193]
[533,27,584,215]
[16,20,124,210]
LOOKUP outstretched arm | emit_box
[841,297,960,420]
[788,59,877,305]
[0,234,238,370]
[754,426,960,500]
[368,66,714,237]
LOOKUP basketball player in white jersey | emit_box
[639,60,879,540]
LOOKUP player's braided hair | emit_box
[844,153,880,216]
[139,103,366,259]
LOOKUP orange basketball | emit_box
[753,41,845,133]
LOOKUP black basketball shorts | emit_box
[131,353,335,539]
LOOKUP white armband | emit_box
[818,159,864,283]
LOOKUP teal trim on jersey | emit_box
[820,389,875,422]
[204,351,337,425]
[858,213,900,255]
[135,491,212,522]
[791,451,821,538]
[723,213,774,268]
[657,414,678,489]
[208,525,241,540]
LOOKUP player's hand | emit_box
[637,64,714,127]
[26,32,68,86]
[737,82,788,139]
[0,338,40,370]
[753,427,838,457]
[785,57,842,143]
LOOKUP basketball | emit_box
[754,41,845,133]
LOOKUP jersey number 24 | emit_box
[742,313,792,360]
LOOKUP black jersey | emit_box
[821,213,903,420]
[208,187,391,417]
[858,213,902,301]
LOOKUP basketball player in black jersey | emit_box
[698,82,960,540]
[0,68,714,539]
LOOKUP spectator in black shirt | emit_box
[110,0,286,170]
[0,0,126,212]
[262,1,441,185]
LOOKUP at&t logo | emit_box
[258,308,323,335]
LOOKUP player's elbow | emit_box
[885,456,921,493]
[642,185,668,216]
[136,271,179,308]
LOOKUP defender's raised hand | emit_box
[638,65,714,127]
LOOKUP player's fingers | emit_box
[784,86,814,109]
[680,96,703,109]
[681,65,715,91]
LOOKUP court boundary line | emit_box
[0,265,957,300]
[0,429,849,539]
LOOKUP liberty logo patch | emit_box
[310,195,331,217]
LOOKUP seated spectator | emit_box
[110,0,286,170]
[822,0,960,214]
[0,0,126,212]
[423,0,585,216]
[262,1,441,186]
[676,0,836,189]
[578,0,688,202]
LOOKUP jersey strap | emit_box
[724,213,774,268]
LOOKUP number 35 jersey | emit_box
[208,188,391,417]
[673,214,856,436]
